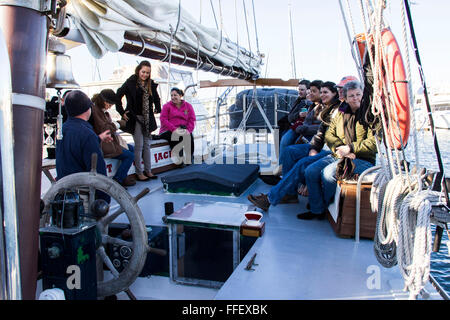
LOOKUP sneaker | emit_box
[247,193,270,212]
[296,211,326,220]
[279,194,299,204]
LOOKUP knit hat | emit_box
[336,75,358,88]
[64,90,93,117]
[100,89,117,105]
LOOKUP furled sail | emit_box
[64,0,262,78]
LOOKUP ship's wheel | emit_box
[41,160,157,299]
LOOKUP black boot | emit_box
[296,211,326,220]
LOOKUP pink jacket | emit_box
[159,101,196,134]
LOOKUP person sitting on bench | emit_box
[158,87,196,164]
[298,80,377,220]
[90,89,136,188]
[56,90,112,202]
[247,81,341,211]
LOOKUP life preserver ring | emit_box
[354,33,367,63]
[356,29,411,150]
[380,28,410,150]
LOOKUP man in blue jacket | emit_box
[56,90,113,202]
[56,90,112,178]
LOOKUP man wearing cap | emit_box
[56,90,112,182]
[336,76,358,101]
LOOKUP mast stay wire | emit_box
[166,0,182,101]
[288,3,297,80]
[232,0,241,68]
[195,0,203,84]
[210,0,224,59]
[338,0,364,82]
[251,0,260,56]
[242,0,253,69]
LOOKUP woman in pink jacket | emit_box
[159,88,196,162]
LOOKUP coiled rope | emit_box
[372,167,449,299]
[341,0,450,300]
[397,190,435,299]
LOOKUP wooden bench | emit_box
[105,139,181,177]
[327,166,381,241]
[42,140,181,183]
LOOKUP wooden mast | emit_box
[0,1,48,299]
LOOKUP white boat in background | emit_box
[414,87,450,130]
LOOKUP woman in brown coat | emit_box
[91,89,136,187]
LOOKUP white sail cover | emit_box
[66,0,262,76]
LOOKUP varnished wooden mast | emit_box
[0,3,48,299]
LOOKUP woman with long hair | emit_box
[90,89,136,187]
[116,60,161,181]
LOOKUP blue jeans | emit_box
[306,155,375,214]
[268,150,331,206]
[279,143,311,176]
[279,130,299,163]
[112,144,134,183]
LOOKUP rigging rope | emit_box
[399,0,420,171]
[347,0,450,299]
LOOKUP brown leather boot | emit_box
[247,193,270,212]
[122,175,136,187]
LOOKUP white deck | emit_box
[40,166,442,300]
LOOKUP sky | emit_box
[68,0,450,94]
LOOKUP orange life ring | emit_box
[380,28,411,149]
[359,29,410,150]
[354,33,366,63]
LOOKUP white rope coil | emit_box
[397,190,445,299]
[372,167,448,299]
